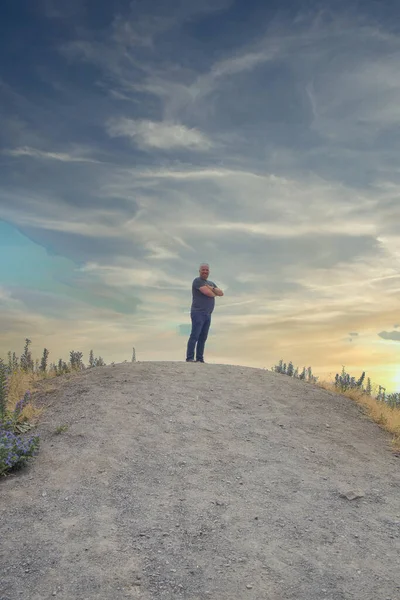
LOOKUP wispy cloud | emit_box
[106,118,213,150]
[3,146,100,163]
[80,263,188,289]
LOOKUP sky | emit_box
[1,0,400,391]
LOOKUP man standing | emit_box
[186,263,224,363]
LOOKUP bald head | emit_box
[199,263,210,280]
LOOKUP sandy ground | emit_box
[1,361,400,600]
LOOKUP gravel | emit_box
[1,361,399,600]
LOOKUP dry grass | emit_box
[20,402,44,424]
[6,366,81,425]
[318,381,400,451]
[6,370,37,407]
[7,370,44,424]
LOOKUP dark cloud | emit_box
[6,286,94,319]
[378,330,400,342]
[7,281,141,317]
[14,226,144,265]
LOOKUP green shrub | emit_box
[272,359,318,383]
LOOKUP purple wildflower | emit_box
[0,426,39,475]
[13,391,31,417]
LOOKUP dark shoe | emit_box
[186,358,195,362]
[196,359,205,363]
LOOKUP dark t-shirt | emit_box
[191,277,217,315]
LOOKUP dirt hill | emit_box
[1,362,400,600]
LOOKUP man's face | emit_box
[199,265,210,279]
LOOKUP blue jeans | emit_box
[186,311,211,361]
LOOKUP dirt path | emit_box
[1,362,400,600]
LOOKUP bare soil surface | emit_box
[1,362,400,600]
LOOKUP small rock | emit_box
[339,489,365,501]
[246,584,253,589]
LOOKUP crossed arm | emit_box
[199,285,224,297]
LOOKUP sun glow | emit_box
[390,370,400,393]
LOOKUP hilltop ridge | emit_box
[1,362,400,600]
